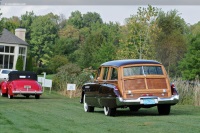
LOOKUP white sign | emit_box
[67,84,76,91]
[43,79,52,88]
[38,77,44,83]
[38,77,52,88]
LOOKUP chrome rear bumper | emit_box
[12,91,43,95]
[116,95,179,106]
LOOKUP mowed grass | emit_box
[0,92,200,133]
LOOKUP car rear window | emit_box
[123,66,163,76]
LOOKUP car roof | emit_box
[101,59,161,67]
[8,71,37,81]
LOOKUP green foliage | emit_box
[179,33,200,80]
[16,56,24,71]
[54,25,80,59]
[2,7,199,80]
[174,78,200,105]
[20,11,36,44]
[156,10,188,76]
[67,11,83,29]
[67,11,103,29]
[1,16,20,33]
[82,12,103,27]
[119,5,160,59]
[26,56,33,71]
[48,55,68,73]
[77,22,120,69]
[33,67,53,75]
[53,63,94,91]
[30,13,58,65]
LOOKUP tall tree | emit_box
[82,12,103,28]
[67,11,83,29]
[16,56,24,71]
[118,5,160,59]
[156,10,188,76]
[20,11,36,44]
[1,16,20,33]
[77,22,120,69]
[54,25,80,62]
[30,13,58,66]
[179,23,200,80]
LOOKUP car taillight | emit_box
[171,83,175,89]
[171,83,178,95]
[114,86,118,91]
[113,86,120,96]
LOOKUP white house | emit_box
[0,28,28,70]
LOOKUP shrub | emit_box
[173,78,200,106]
[33,67,53,75]
[16,56,24,71]
[52,63,94,97]
[48,55,68,73]
[26,56,33,71]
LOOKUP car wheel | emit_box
[157,105,171,115]
[8,94,13,99]
[83,94,94,112]
[35,95,40,99]
[104,106,116,116]
[0,92,4,97]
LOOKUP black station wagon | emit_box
[80,59,179,116]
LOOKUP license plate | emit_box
[24,85,31,89]
[143,99,155,105]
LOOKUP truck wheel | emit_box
[8,94,13,99]
[104,106,116,116]
[84,94,94,112]
[157,105,171,115]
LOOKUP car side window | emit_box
[111,68,118,80]
[103,67,109,80]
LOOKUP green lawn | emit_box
[0,92,200,133]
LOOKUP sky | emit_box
[0,5,200,25]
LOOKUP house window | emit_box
[0,46,15,53]
[0,54,14,69]
[10,47,14,53]
[5,46,9,53]
[0,46,4,52]
[0,45,15,69]
[19,47,26,55]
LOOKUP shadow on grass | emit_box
[91,106,190,117]
[92,109,158,117]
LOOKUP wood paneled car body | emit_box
[0,71,43,99]
[80,59,179,116]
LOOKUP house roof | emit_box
[0,29,28,45]
[101,59,161,67]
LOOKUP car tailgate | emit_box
[122,75,171,99]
